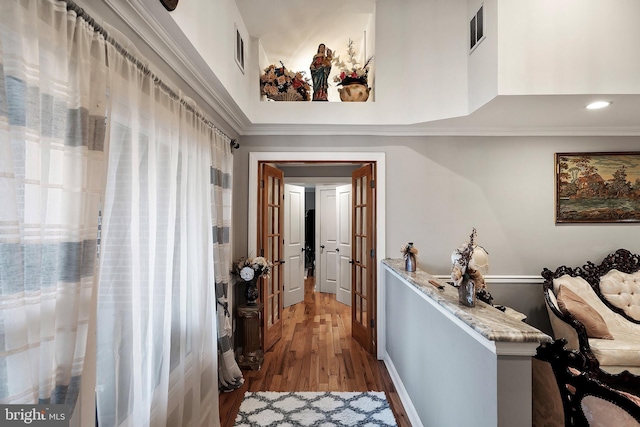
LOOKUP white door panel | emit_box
[284,184,305,307]
[317,186,337,294]
[336,184,352,306]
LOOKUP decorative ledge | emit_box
[382,258,551,344]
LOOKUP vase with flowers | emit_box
[260,62,311,101]
[232,256,274,305]
[332,39,373,102]
[401,242,418,272]
[450,228,491,307]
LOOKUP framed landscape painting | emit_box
[555,152,640,223]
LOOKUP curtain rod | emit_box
[62,0,235,148]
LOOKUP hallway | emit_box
[219,277,410,426]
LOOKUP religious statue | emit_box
[310,43,332,101]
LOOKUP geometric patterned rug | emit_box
[234,391,398,426]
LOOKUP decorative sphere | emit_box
[240,266,255,281]
[470,246,490,275]
[450,245,490,275]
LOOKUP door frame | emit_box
[248,152,387,359]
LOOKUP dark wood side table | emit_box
[237,303,264,370]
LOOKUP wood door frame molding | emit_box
[248,152,387,360]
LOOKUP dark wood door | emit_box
[351,163,376,355]
[259,163,284,352]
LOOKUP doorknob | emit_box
[320,245,325,248]
[336,248,339,252]
[301,247,306,252]
[349,259,354,264]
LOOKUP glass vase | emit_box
[405,253,416,272]
[245,279,259,305]
[458,276,476,307]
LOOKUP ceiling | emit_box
[406,94,640,136]
[235,0,374,78]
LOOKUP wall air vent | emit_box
[470,4,485,53]
[235,23,245,74]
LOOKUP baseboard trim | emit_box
[383,352,424,427]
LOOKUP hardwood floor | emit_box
[219,276,411,427]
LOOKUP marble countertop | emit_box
[382,258,551,344]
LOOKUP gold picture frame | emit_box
[555,152,640,223]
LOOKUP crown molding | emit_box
[240,123,640,137]
[100,0,251,135]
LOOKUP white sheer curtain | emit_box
[211,133,243,392]
[0,0,107,408]
[96,39,219,427]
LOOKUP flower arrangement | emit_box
[232,256,273,282]
[451,228,486,289]
[260,62,311,101]
[400,242,418,259]
[332,39,373,86]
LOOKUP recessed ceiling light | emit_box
[586,101,612,110]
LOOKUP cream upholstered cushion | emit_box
[556,285,614,340]
[589,331,640,366]
[552,274,640,371]
[600,270,640,321]
[553,275,630,334]
[553,275,602,310]
[581,395,640,427]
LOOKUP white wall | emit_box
[233,135,640,334]
[385,269,498,426]
[372,0,469,123]
[168,0,254,112]
[234,135,640,274]
[497,0,640,95]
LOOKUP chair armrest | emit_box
[544,287,600,372]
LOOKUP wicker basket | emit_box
[268,91,304,102]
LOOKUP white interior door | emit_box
[336,184,352,306]
[284,184,305,308]
[317,186,338,294]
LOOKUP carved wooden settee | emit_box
[542,249,640,376]
[533,339,640,427]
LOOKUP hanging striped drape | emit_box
[0,0,108,408]
[211,133,244,392]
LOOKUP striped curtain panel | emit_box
[96,40,219,426]
[0,0,108,408]
[211,133,244,392]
